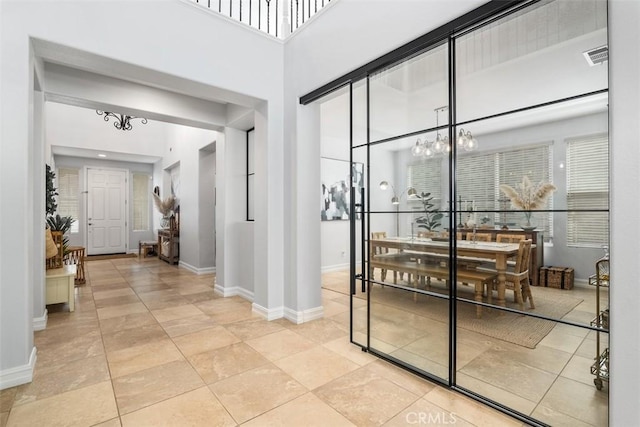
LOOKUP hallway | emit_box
[0,257,522,426]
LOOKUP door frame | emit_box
[83,166,130,255]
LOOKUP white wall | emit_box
[609,0,640,423]
[1,0,283,388]
[214,127,255,300]
[46,103,168,159]
[198,148,216,269]
[161,124,218,271]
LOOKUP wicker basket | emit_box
[539,266,574,289]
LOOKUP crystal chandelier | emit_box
[411,106,477,158]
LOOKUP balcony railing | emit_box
[191,0,332,38]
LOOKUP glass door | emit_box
[360,42,453,382]
[313,1,610,424]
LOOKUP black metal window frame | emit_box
[247,127,255,222]
[304,1,610,426]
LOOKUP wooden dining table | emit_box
[370,237,526,308]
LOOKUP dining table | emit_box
[370,236,528,309]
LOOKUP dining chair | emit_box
[440,231,463,240]
[371,231,390,281]
[466,232,492,242]
[496,233,526,243]
[486,239,535,311]
[370,231,410,284]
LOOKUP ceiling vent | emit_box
[583,45,608,66]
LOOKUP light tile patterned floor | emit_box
[0,258,607,426]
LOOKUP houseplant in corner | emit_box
[499,176,556,231]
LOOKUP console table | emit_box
[45,265,76,311]
[158,229,179,265]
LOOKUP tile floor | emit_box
[0,258,607,426]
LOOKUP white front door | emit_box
[87,168,127,255]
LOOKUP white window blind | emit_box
[498,144,553,237]
[457,143,553,237]
[57,168,79,233]
[407,159,442,202]
[457,154,496,212]
[132,173,150,231]
[408,159,443,225]
[566,134,609,247]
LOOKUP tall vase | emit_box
[161,216,170,229]
[520,211,537,231]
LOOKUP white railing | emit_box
[190,0,332,38]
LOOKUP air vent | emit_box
[583,45,608,66]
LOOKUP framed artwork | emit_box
[321,158,363,221]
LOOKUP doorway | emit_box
[86,168,127,255]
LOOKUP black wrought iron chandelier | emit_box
[96,110,148,131]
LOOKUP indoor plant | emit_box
[414,192,444,232]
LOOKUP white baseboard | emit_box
[252,303,284,321]
[179,261,216,275]
[321,261,360,273]
[0,347,36,390]
[213,284,254,302]
[283,305,324,324]
[321,263,349,273]
[33,309,48,331]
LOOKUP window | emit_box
[247,128,255,221]
[56,167,79,233]
[408,159,443,224]
[457,144,553,237]
[407,159,442,202]
[132,173,150,231]
[566,134,609,247]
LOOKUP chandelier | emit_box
[96,110,148,131]
[411,106,477,158]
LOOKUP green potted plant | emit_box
[414,192,444,232]
[45,164,75,255]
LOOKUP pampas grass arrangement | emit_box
[152,192,176,217]
[500,176,556,226]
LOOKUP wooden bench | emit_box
[370,258,496,317]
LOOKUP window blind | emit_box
[566,134,609,247]
[408,159,443,223]
[56,168,79,233]
[407,159,442,202]
[457,143,553,237]
[132,173,150,231]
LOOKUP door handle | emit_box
[88,223,93,226]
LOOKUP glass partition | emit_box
[313,0,609,424]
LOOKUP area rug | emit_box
[323,280,583,349]
[85,253,137,261]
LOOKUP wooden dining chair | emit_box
[466,232,492,242]
[496,234,526,243]
[486,239,535,311]
[371,231,390,281]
